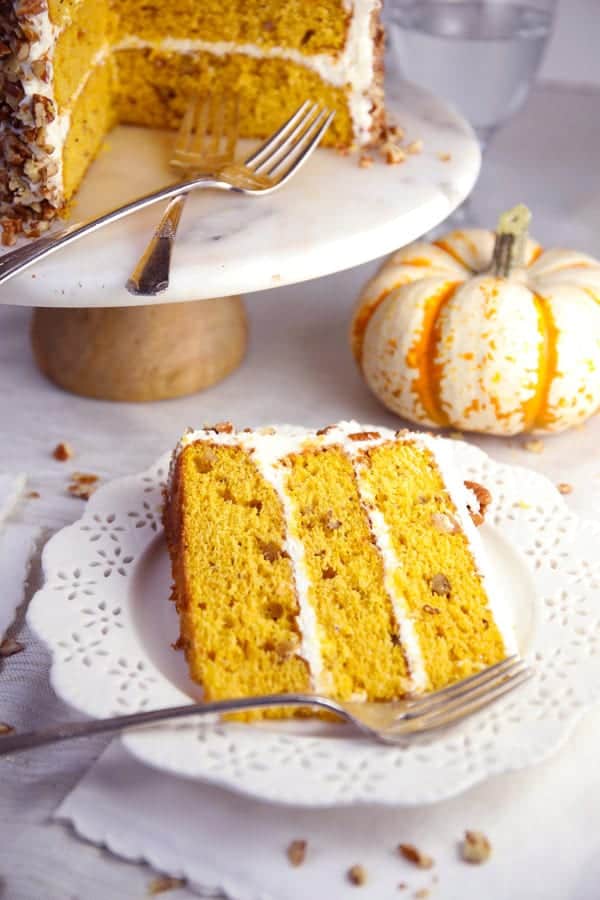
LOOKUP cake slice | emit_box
[163,422,515,714]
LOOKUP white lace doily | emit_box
[28,441,600,807]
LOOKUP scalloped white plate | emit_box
[28,440,600,807]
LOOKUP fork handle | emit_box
[0,175,220,288]
[0,694,342,756]
[126,193,188,296]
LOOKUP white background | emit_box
[541,0,600,85]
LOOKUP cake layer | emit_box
[166,440,311,703]
[359,440,506,689]
[164,423,514,715]
[115,0,350,53]
[52,0,113,109]
[285,445,411,699]
[48,0,85,28]
[62,57,116,200]
[115,48,354,148]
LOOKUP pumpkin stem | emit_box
[490,204,532,277]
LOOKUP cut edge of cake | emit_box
[163,421,516,711]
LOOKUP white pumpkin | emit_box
[351,207,600,435]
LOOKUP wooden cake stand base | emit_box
[30,296,247,402]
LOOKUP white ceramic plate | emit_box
[28,439,600,807]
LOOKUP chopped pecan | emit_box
[430,574,451,596]
[286,839,307,866]
[347,865,367,886]
[398,844,434,869]
[464,481,491,526]
[461,830,491,864]
[52,441,73,461]
[348,431,381,442]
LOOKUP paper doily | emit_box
[28,440,600,806]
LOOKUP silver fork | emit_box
[0,100,334,289]
[0,656,531,754]
[126,92,239,296]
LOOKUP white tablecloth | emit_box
[2,83,600,899]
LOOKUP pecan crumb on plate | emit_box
[557,482,573,495]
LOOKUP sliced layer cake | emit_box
[163,422,514,713]
[0,0,385,241]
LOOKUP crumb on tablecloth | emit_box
[398,844,434,869]
[147,875,187,895]
[52,441,73,461]
[67,472,100,501]
[524,439,544,454]
[461,830,492,864]
[347,864,367,886]
[0,638,24,657]
[286,839,307,867]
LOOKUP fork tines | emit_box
[244,100,335,182]
[172,92,240,168]
[395,655,532,735]
[171,95,334,185]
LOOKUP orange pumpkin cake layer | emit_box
[163,422,515,716]
[0,0,385,241]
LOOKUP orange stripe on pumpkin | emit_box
[584,287,600,304]
[522,294,560,429]
[407,282,460,426]
[351,280,409,366]
[432,238,470,269]
[527,245,544,266]
[399,257,433,267]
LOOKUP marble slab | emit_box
[0,81,480,308]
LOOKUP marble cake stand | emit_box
[1,81,480,401]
